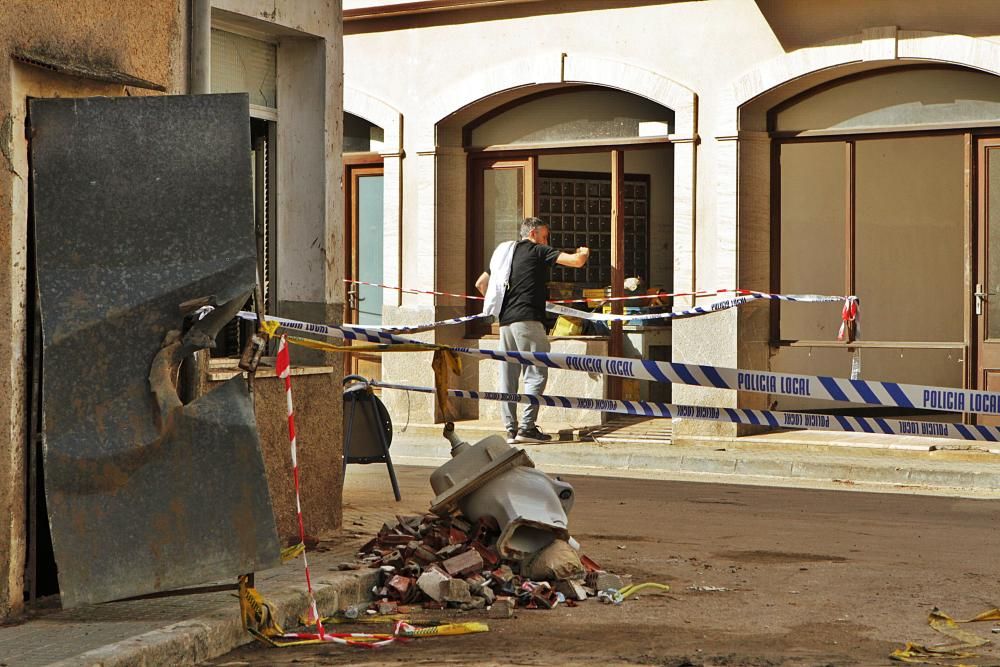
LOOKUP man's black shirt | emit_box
[496,240,561,326]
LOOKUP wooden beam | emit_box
[608,149,626,400]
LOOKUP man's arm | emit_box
[475,271,490,296]
[556,247,590,268]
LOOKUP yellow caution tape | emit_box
[239,575,285,638]
[286,335,439,354]
[891,607,1000,665]
[928,608,992,649]
[259,319,281,338]
[617,582,671,599]
[280,542,305,562]
[432,348,463,420]
[396,621,489,638]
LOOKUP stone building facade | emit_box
[342,0,1000,439]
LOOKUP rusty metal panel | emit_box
[29,94,280,607]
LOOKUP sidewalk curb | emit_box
[47,570,378,667]
[388,434,1000,495]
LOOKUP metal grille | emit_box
[538,172,649,286]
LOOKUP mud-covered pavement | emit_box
[206,465,1000,666]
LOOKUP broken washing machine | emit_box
[429,423,574,561]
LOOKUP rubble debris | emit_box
[353,512,615,616]
[556,579,589,601]
[521,539,584,581]
[441,578,472,603]
[443,549,485,577]
[416,568,450,602]
[586,571,625,591]
[488,596,516,618]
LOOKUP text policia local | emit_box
[737,372,811,396]
[922,388,1000,414]
[565,356,636,377]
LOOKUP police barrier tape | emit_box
[545,292,845,323]
[347,313,487,334]
[344,277,753,304]
[370,381,1000,444]
[324,290,848,333]
[237,311,1000,416]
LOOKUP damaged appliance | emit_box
[429,423,574,560]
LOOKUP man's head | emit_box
[519,216,549,245]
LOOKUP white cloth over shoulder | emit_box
[482,240,517,318]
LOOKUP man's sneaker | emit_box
[505,428,517,444]
[515,426,552,443]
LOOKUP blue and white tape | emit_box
[346,313,487,334]
[238,311,1000,416]
[545,292,843,323]
[372,382,1000,445]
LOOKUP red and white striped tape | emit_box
[276,336,324,637]
[345,278,485,301]
[344,277,762,305]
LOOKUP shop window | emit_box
[538,171,649,287]
[469,87,673,147]
[773,66,1000,135]
[776,134,964,344]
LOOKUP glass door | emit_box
[345,163,384,379]
[976,138,1000,423]
[468,157,535,332]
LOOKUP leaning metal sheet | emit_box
[30,94,280,607]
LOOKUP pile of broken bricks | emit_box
[348,513,630,619]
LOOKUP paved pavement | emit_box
[2,429,998,667]
[0,545,376,667]
[390,426,1000,498]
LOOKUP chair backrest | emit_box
[343,389,393,463]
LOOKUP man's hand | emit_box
[475,271,490,296]
[556,246,590,268]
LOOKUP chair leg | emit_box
[344,396,359,476]
[371,399,401,502]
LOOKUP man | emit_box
[476,217,590,443]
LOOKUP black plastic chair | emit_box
[342,375,400,501]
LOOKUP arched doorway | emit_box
[746,64,1000,424]
[344,111,386,379]
[458,84,676,423]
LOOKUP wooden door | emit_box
[345,163,384,380]
[975,138,1000,423]
[468,156,535,333]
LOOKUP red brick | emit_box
[442,549,484,578]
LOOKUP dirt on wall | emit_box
[249,370,346,541]
[0,0,187,96]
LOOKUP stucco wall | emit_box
[215,371,344,540]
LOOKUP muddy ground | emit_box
[206,465,1000,666]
